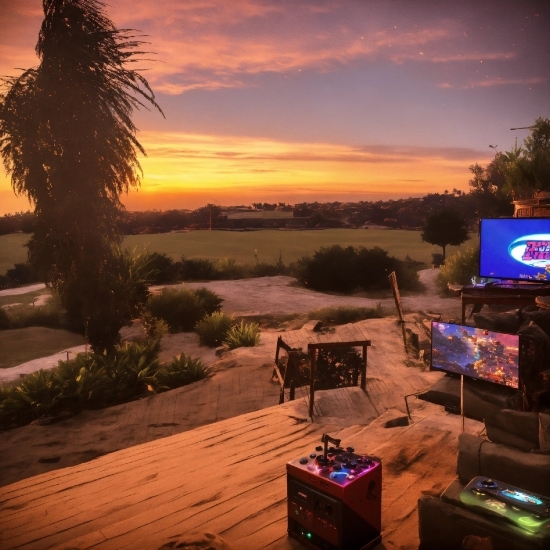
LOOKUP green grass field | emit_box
[0,327,84,369]
[0,233,30,273]
[0,229,474,273]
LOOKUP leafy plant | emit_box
[436,243,480,293]
[54,354,110,411]
[195,312,234,347]
[224,320,260,349]
[0,369,60,427]
[156,353,209,390]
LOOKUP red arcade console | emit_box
[287,434,382,550]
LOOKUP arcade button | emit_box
[309,453,316,459]
[315,446,323,452]
[346,447,355,453]
[333,464,342,471]
[299,458,309,465]
[478,479,498,489]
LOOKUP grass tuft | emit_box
[224,320,260,349]
[307,304,384,325]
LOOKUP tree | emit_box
[500,117,550,199]
[468,158,512,218]
[0,0,163,353]
[421,208,470,261]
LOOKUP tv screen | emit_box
[479,218,550,282]
[431,322,520,389]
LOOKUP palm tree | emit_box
[0,0,163,352]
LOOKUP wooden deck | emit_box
[0,315,470,549]
[0,395,483,550]
[1,316,439,488]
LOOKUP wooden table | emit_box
[461,283,550,323]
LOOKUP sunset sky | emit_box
[0,0,549,215]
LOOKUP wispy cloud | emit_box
[106,1,516,94]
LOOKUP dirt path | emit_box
[1,269,460,385]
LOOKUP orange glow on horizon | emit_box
[0,131,491,215]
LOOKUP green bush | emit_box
[294,245,420,292]
[307,304,384,325]
[0,307,10,330]
[224,320,260,349]
[436,243,480,293]
[146,287,223,332]
[0,369,61,427]
[156,353,209,390]
[195,312,234,347]
[54,354,111,411]
[146,252,180,284]
[214,258,247,279]
[0,339,208,429]
[180,257,218,280]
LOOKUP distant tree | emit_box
[192,204,222,228]
[468,159,512,218]
[501,117,550,199]
[421,208,470,261]
[0,0,163,352]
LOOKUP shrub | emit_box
[104,340,160,403]
[224,320,260,349]
[194,287,224,314]
[196,312,234,347]
[0,369,61,427]
[0,308,10,330]
[54,354,110,411]
[431,252,444,267]
[180,257,218,280]
[214,258,247,279]
[5,262,40,286]
[146,252,179,284]
[294,245,419,292]
[0,339,208,429]
[436,243,480,293]
[146,287,223,332]
[307,304,384,325]
[156,353,209,390]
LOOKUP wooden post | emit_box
[361,344,367,391]
[309,347,316,418]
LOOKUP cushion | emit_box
[521,309,550,338]
[473,310,522,333]
[540,413,550,452]
[484,410,539,452]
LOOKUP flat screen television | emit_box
[479,218,550,283]
[431,321,520,389]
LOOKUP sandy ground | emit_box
[0,271,465,548]
[159,268,460,318]
[0,269,459,385]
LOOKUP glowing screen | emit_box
[480,218,550,282]
[431,322,520,388]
